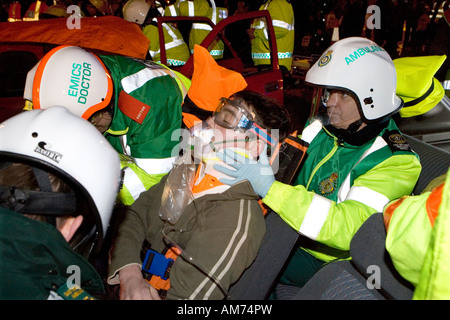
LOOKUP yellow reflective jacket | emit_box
[179,0,224,59]
[384,169,450,299]
[143,21,190,67]
[251,0,295,71]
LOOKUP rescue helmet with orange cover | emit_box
[24,45,113,120]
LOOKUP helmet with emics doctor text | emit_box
[306,37,403,122]
[24,45,113,120]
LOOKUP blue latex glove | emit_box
[214,146,275,198]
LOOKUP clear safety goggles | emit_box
[213,98,255,132]
[213,97,276,147]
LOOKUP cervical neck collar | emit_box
[192,148,252,198]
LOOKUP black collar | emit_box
[325,120,388,146]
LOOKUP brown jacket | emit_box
[108,177,266,300]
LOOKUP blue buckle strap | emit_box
[142,249,174,280]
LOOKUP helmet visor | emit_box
[310,87,363,127]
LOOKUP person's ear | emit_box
[249,139,265,158]
[59,215,84,242]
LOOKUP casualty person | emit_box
[107,90,291,300]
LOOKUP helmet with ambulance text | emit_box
[24,45,113,120]
[0,106,121,259]
[305,37,403,122]
[123,0,150,24]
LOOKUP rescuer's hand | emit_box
[214,146,275,198]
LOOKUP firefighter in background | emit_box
[179,0,225,59]
[123,0,190,67]
[0,106,121,299]
[383,168,450,299]
[23,45,191,206]
[380,55,449,298]
[248,0,294,76]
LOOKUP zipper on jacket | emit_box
[306,136,339,190]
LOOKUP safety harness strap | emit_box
[141,244,181,299]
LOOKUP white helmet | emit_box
[306,37,403,122]
[24,45,113,120]
[123,0,151,24]
[0,106,121,257]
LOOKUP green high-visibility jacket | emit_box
[100,55,190,205]
[251,0,295,71]
[0,208,104,300]
[263,118,422,262]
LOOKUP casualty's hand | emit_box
[119,264,161,300]
[214,146,275,198]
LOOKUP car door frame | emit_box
[155,10,284,105]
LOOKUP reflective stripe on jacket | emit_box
[179,0,224,59]
[251,0,295,70]
[263,118,422,262]
[143,21,190,67]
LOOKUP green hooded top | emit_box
[0,208,104,300]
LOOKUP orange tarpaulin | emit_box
[0,16,149,59]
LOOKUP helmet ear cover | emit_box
[0,156,101,258]
[0,162,77,215]
[0,185,77,216]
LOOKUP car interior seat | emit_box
[227,134,450,300]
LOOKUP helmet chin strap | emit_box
[344,118,364,134]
